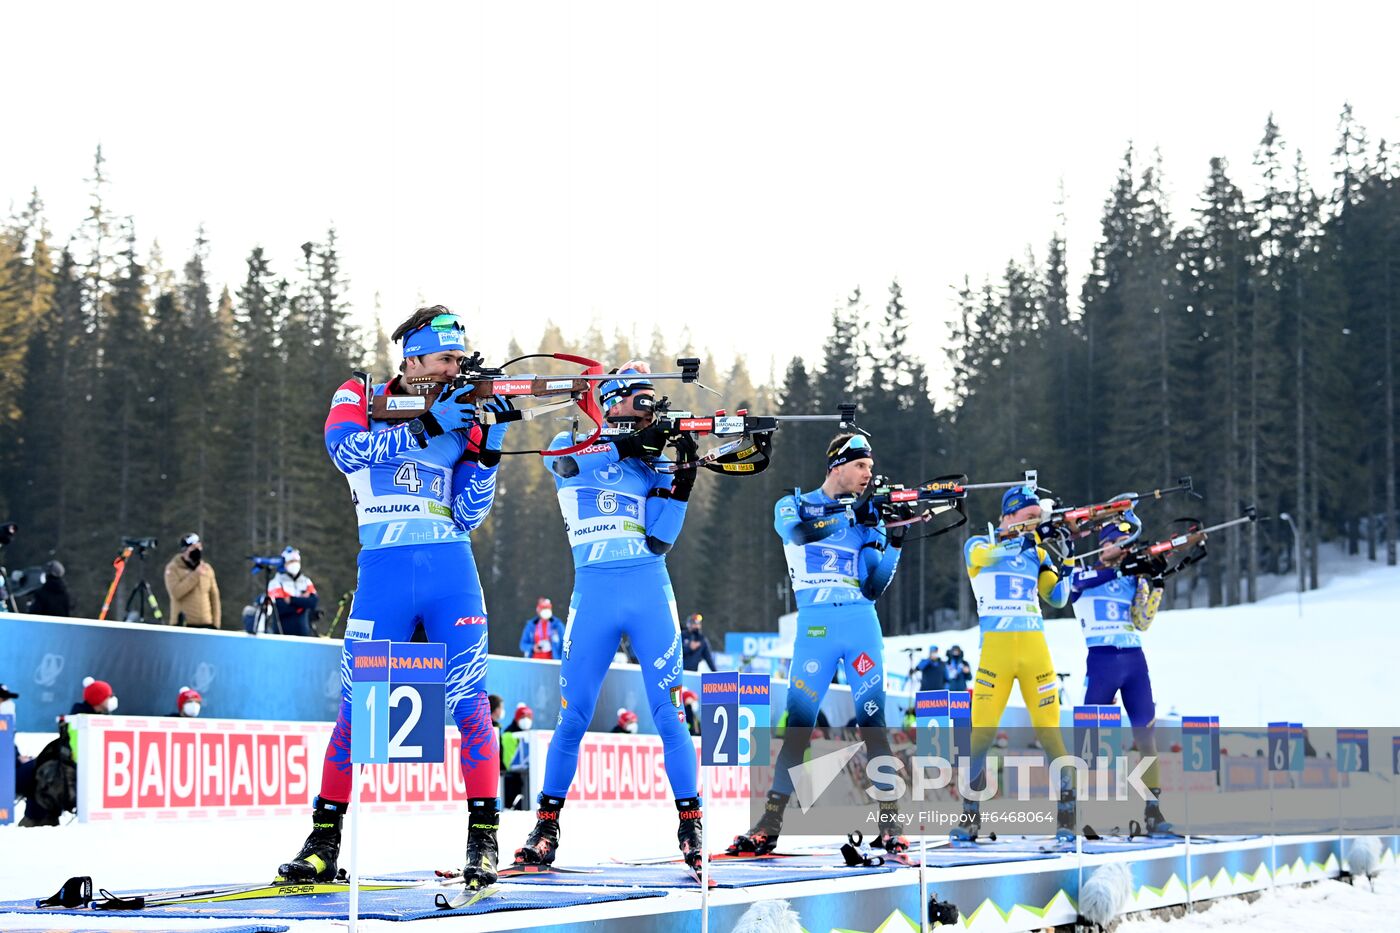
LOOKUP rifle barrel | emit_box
[770,413,852,422]
[961,479,1034,491]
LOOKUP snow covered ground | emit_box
[2,546,1396,931]
[1117,870,1400,932]
[886,544,1400,726]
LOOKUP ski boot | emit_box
[1055,782,1077,844]
[277,796,347,882]
[513,794,565,867]
[871,800,909,854]
[676,797,704,876]
[1144,788,1173,836]
[949,799,981,843]
[726,791,788,856]
[460,798,500,888]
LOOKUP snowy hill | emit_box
[885,545,1400,726]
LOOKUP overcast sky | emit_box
[3,1,1397,392]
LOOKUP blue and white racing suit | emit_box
[1070,565,1162,787]
[538,432,697,802]
[319,377,500,801]
[771,489,901,796]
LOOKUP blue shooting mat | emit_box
[0,886,664,921]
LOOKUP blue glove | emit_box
[429,384,479,433]
[480,395,514,451]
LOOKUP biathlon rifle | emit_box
[1010,476,1202,559]
[792,470,1041,545]
[604,398,860,476]
[1117,506,1258,578]
[361,354,705,457]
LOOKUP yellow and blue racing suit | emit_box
[963,533,1072,771]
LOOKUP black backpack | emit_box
[31,725,78,819]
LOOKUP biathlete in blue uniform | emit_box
[513,361,707,872]
[1069,519,1170,833]
[727,432,906,856]
[277,306,512,889]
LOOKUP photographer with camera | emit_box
[164,533,222,629]
[268,546,319,637]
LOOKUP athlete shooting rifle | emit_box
[602,397,860,476]
[361,350,706,457]
[1115,506,1259,581]
[788,470,1045,545]
[1007,477,1203,562]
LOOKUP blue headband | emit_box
[1099,509,1139,543]
[401,314,467,357]
[1001,484,1038,515]
[599,368,655,410]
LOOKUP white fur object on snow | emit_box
[731,899,805,933]
[1080,861,1134,926]
[1346,837,1382,878]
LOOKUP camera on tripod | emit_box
[99,534,165,623]
[248,555,285,572]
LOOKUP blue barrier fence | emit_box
[0,612,902,734]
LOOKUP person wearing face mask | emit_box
[518,597,563,659]
[25,561,73,618]
[513,360,704,876]
[165,533,222,629]
[611,708,640,734]
[943,645,971,690]
[172,686,204,718]
[681,613,716,672]
[71,677,119,715]
[269,547,319,637]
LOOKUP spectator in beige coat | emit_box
[165,533,222,628]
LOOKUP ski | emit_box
[612,851,805,866]
[434,883,499,911]
[495,862,599,874]
[91,878,422,910]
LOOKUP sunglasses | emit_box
[427,313,466,333]
[831,435,872,458]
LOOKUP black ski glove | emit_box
[852,498,881,527]
[1120,551,1166,578]
[613,423,670,461]
[669,431,700,502]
